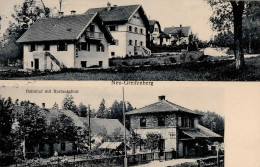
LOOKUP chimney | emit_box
[71,10,76,15]
[107,2,111,11]
[42,103,45,109]
[58,11,64,18]
[158,95,165,101]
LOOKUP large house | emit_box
[148,20,170,46]
[164,25,191,46]
[126,95,222,158]
[86,3,151,58]
[17,12,114,71]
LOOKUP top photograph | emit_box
[0,0,259,81]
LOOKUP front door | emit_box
[159,139,165,156]
[34,59,39,70]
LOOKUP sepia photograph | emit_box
[0,0,260,80]
[0,81,225,167]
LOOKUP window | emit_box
[158,117,165,126]
[31,61,33,67]
[61,142,66,151]
[135,40,137,46]
[96,43,104,52]
[81,42,90,51]
[57,42,67,51]
[140,28,143,34]
[169,132,175,139]
[129,40,132,45]
[29,44,37,52]
[155,28,158,32]
[109,25,117,31]
[99,61,103,67]
[128,26,132,32]
[111,52,115,56]
[81,61,87,68]
[43,44,50,51]
[111,39,119,46]
[134,27,138,33]
[140,118,146,127]
[90,24,95,32]
[140,41,143,46]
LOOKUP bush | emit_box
[169,57,177,63]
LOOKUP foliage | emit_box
[47,113,77,143]
[78,102,87,117]
[1,0,50,65]
[196,110,224,137]
[96,99,109,118]
[0,97,15,153]
[15,101,48,151]
[111,127,123,142]
[211,31,234,48]
[52,102,59,109]
[62,94,76,112]
[208,0,246,69]
[144,133,162,151]
[129,129,141,145]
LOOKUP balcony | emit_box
[85,31,103,40]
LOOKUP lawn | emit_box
[1,57,260,81]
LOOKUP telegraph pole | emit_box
[123,87,127,167]
[88,105,91,151]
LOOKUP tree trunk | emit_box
[232,1,245,70]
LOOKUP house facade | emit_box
[17,12,114,71]
[148,20,170,46]
[164,25,191,46]
[86,3,151,58]
[126,95,222,158]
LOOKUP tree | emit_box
[111,127,123,142]
[52,102,59,109]
[209,0,245,69]
[144,133,162,151]
[15,101,48,152]
[96,99,108,118]
[78,102,87,117]
[0,97,15,153]
[196,110,224,137]
[62,94,76,112]
[1,0,50,65]
[47,113,77,155]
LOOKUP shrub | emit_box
[169,57,177,63]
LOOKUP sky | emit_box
[0,0,214,41]
[0,81,225,116]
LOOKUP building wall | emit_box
[23,43,75,70]
[130,113,178,130]
[135,128,177,152]
[75,22,109,68]
[108,24,127,58]
[107,10,147,58]
[151,23,160,45]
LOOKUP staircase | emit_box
[134,46,151,56]
[44,52,67,69]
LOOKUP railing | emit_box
[85,31,103,39]
[197,155,224,167]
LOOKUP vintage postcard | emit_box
[0,0,260,81]
[1,81,260,166]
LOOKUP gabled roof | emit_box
[17,13,113,43]
[149,20,161,33]
[85,4,149,27]
[164,26,191,37]
[43,108,84,127]
[125,99,201,116]
[78,117,130,137]
[158,31,170,39]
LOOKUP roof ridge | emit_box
[39,13,96,20]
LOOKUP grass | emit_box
[1,57,260,81]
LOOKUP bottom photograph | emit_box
[0,83,224,167]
